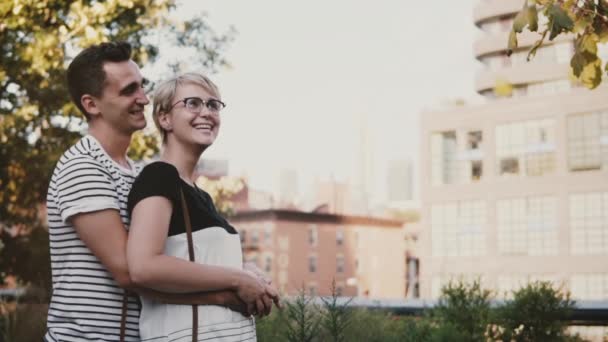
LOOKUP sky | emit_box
[154,0,483,202]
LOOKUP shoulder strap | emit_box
[180,188,196,263]
[179,187,199,342]
[119,186,199,342]
[119,291,128,342]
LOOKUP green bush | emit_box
[0,302,48,342]
[431,280,493,342]
[491,281,584,342]
[256,280,590,342]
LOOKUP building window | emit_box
[264,226,272,245]
[308,225,318,247]
[496,119,556,177]
[567,111,608,171]
[251,230,259,245]
[240,230,246,244]
[571,274,608,300]
[431,130,483,186]
[570,192,608,255]
[309,255,317,273]
[264,255,272,273]
[431,200,487,257]
[336,255,345,273]
[308,283,317,296]
[336,229,344,246]
[406,257,420,299]
[336,285,344,296]
[431,131,459,185]
[497,196,558,256]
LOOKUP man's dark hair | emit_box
[66,41,132,119]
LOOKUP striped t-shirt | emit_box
[45,135,142,342]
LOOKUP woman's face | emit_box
[167,83,221,148]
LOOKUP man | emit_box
[45,42,277,341]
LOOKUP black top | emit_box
[127,161,237,237]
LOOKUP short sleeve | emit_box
[55,156,119,222]
[127,162,181,216]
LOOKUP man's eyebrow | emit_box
[119,81,140,95]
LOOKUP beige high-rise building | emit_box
[420,0,608,310]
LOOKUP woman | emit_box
[127,72,277,341]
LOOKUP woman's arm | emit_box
[127,195,271,308]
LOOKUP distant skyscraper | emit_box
[196,158,229,179]
[278,168,299,208]
[387,159,413,203]
[352,113,374,214]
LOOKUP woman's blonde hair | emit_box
[152,72,221,141]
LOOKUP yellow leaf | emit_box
[507,30,518,55]
[579,58,602,89]
[494,79,514,97]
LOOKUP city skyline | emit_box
[148,0,484,201]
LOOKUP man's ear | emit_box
[158,111,173,132]
[81,95,101,118]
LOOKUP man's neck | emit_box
[89,125,132,168]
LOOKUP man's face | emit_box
[93,60,149,134]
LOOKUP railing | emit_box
[309,297,608,326]
[3,289,607,326]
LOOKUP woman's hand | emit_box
[241,264,282,316]
[235,270,268,314]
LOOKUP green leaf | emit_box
[571,52,587,76]
[527,5,539,32]
[578,34,598,54]
[580,58,602,89]
[513,8,528,33]
[548,4,574,40]
[507,30,518,56]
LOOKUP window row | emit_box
[431,273,608,300]
[431,111,608,185]
[431,193,608,257]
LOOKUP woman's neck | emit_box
[160,140,205,184]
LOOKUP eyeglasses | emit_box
[169,97,226,114]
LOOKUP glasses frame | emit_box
[168,96,226,114]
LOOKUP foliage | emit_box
[254,280,589,342]
[0,0,233,287]
[319,280,354,342]
[508,0,608,89]
[196,175,244,217]
[280,289,321,342]
[0,224,51,297]
[491,281,581,342]
[431,280,494,342]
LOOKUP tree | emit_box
[431,280,493,342]
[195,175,244,217]
[0,0,234,288]
[491,281,582,342]
[508,0,608,89]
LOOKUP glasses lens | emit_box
[185,98,203,112]
[207,99,224,112]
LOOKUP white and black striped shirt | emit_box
[45,135,142,342]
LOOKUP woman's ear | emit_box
[158,111,173,132]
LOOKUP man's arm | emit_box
[71,209,245,310]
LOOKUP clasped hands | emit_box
[231,262,281,318]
